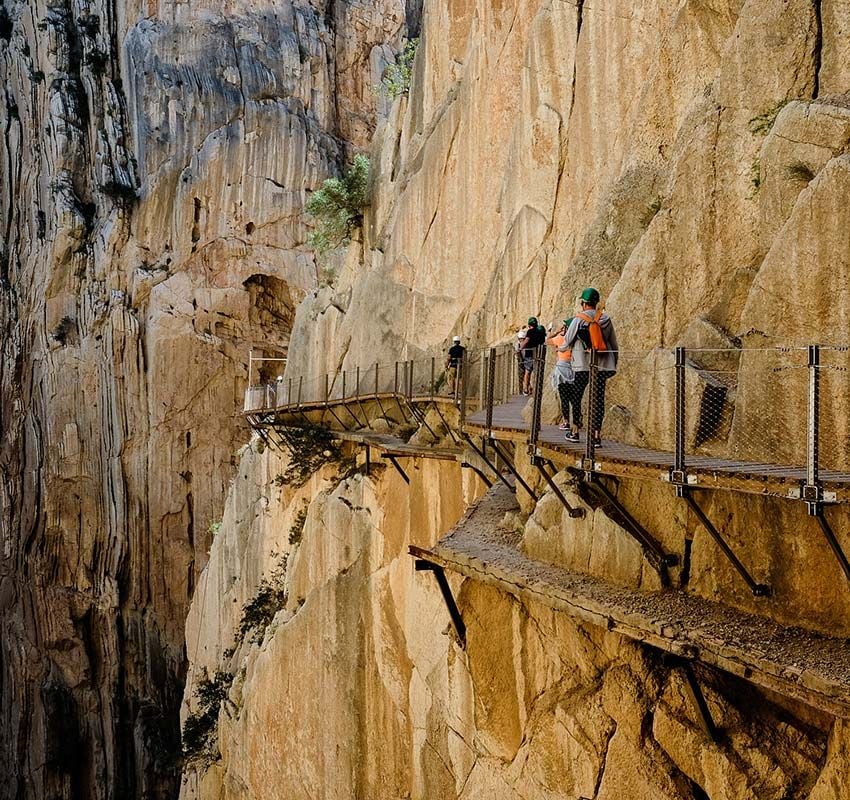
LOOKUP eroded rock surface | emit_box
[182,1,850,799]
[0,0,412,797]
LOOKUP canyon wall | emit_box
[0,0,412,797]
[180,0,850,798]
[5,0,850,797]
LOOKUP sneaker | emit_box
[558,422,570,430]
[592,437,602,448]
[564,431,580,443]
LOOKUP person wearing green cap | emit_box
[562,288,619,445]
[518,316,547,394]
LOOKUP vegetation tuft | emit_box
[750,159,761,195]
[181,669,233,770]
[237,557,288,645]
[51,316,76,345]
[749,101,789,136]
[376,39,418,100]
[306,155,370,255]
[642,196,662,226]
[785,160,815,183]
[289,501,309,546]
[273,425,341,487]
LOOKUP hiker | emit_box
[519,316,547,395]
[445,335,466,395]
[562,288,618,445]
[547,319,581,436]
[515,329,527,393]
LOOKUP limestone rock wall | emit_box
[0,0,414,797]
[183,441,850,799]
[174,1,850,798]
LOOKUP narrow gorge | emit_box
[3,1,850,799]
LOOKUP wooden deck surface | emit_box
[334,430,461,461]
[466,395,850,501]
[411,483,850,718]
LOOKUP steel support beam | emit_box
[814,509,850,583]
[431,400,459,444]
[592,477,674,585]
[489,439,539,502]
[663,655,720,742]
[415,560,467,647]
[462,434,514,493]
[533,459,585,518]
[461,461,494,488]
[383,454,410,484]
[682,491,769,596]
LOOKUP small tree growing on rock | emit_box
[377,38,418,100]
[306,155,370,255]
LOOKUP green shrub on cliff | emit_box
[306,155,370,254]
[182,669,233,769]
[237,556,288,645]
[377,38,418,100]
[272,424,341,487]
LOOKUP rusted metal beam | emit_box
[383,454,410,484]
[682,491,769,596]
[415,559,466,648]
[814,510,850,584]
[533,459,585,518]
[462,434,514,493]
[662,655,720,742]
[489,439,538,502]
[461,461,494,489]
[592,477,674,586]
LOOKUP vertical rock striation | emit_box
[0,0,414,797]
[181,1,850,798]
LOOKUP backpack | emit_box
[575,309,607,352]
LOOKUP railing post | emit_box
[805,344,821,513]
[584,349,598,469]
[324,373,329,404]
[297,376,303,406]
[479,354,486,410]
[408,360,414,399]
[485,347,496,435]
[342,371,346,399]
[288,377,293,407]
[673,346,686,490]
[529,348,545,452]
[394,362,399,395]
[431,356,436,394]
[375,363,379,396]
[459,354,467,424]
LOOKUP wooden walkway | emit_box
[411,483,850,718]
[334,430,461,462]
[466,395,850,503]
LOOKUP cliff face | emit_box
[180,1,850,799]
[0,1,410,797]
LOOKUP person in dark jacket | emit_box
[519,316,546,395]
[445,336,465,395]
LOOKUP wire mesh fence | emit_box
[817,346,850,477]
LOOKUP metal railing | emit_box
[497,342,850,492]
[245,341,850,489]
[244,351,485,415]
